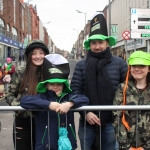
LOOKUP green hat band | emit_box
[36,78,72,93]
[84,34,116,50]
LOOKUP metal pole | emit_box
[125,40,128,63]
[83,13,86,57]
[134,39,136,52]
[109,0,111,36]
[76,30,78,60]
[85,13,86,27]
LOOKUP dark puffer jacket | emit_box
[71,54,128,123]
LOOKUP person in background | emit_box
[19,55,22,66]
[5,40,49,150]
[71,13,127,150]
[113,51,150,150]
[0,63,5,98]
[4,57,15,76]
[21,54,89,150]
[119,54,124,59]
[3,57,15,93]
[11,55,15,61]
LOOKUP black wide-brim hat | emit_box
[84,13,116,50]
[36,54,72,93]
[25,40,49,58]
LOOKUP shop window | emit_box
[12,27,18,41]
[6,24,11,38]
[0,44,4,59]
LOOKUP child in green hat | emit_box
[113,51,150,149]
[21,54,89,150]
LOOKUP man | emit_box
[71,13,128,150]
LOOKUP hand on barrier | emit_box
[86,112,101,125]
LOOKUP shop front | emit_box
[125,39,146,60]
[0,34,23,67]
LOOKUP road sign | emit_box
[131,8,150,39]
[111,24,118,42]
[122,31,130,40]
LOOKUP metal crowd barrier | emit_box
[0,105,150,150]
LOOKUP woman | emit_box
[5,39,49,150]
[113,51,150,150]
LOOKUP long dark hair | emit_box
[19,50,45,95]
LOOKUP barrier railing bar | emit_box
[1,105,150,111]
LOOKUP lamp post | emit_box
[43,21,51,25]
[72,28,78,60]
[76,10,86,57]
[108,0,111,36]
[76,10,86,28]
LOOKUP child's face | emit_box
[7,60,12,64]
[47,83,63,95]
[131,65,150,81]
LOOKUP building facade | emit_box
[0,0,25,64]
[107,0,149,60]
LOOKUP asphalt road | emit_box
[0,59,81,150]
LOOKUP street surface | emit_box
[0,59,81,150]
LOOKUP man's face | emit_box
[90,40,109,53]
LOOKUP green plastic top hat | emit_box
[128,51,150,65]
[84,13,116,50]
[36,54,72,93]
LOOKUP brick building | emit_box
[0,0,25,64]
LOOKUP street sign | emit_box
[131,8,150,39]
[122,31,130,40]
[111,24,118,42]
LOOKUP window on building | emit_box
[0,18,5,35]
[0,0,3,15]
[6,24,11,38]
[12,27,18,41]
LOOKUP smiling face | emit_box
[46,83,64,96]
[90,40,109,53]
[131,65,150,82]
[31,48,45,66]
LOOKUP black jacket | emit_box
[21,90,89,150]
[71,54,128,123]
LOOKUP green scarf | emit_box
[6,64,12,71]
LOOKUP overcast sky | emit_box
[25,0,109,52]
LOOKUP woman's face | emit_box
[47,83,63,96]
[131,65,150,81]
[31,48,45,66]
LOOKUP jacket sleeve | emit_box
[112,83,124,129]
[5,70,22,106]
[20,94,51,109]
[120,60,128,83]
[71,61,84,94]
[112,83,129,145]
[8,65,15,74]
[67,93,89,108]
